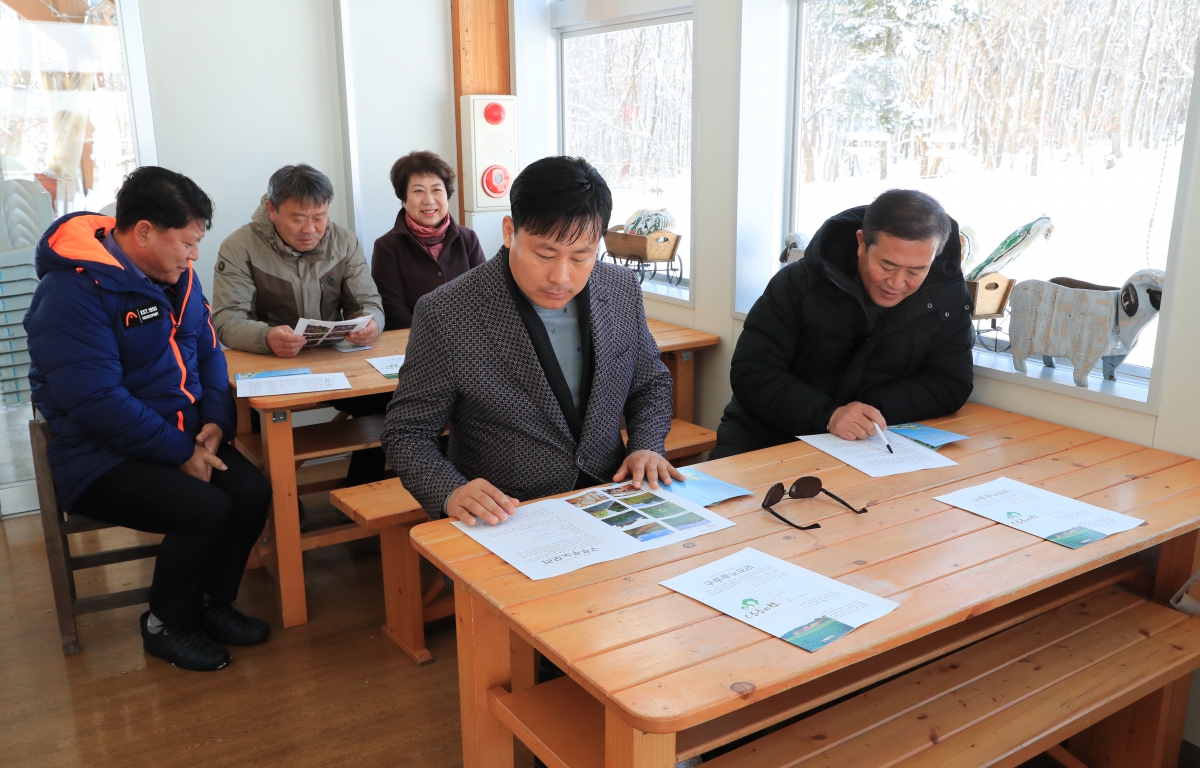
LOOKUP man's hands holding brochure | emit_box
[446,450,684,527]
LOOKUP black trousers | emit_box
[335,392,393,486]
[71,444,271,629]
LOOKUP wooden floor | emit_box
[0,494,525,768]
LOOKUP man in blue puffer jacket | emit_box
[25,167,272,672]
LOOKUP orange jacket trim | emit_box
[166,265,197,413]
[47,215,124,270]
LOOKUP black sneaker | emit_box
[141,611,230,672]
[202,601,272,646]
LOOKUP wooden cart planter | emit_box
[968,271,1016,353]
[601,225,684,286]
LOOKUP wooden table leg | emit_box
[605,709,675,768]
[456,584,514,768]
[660,350,695,423]
[1069,531,1200,767]
[510,631,536,694]
[261,408,308,628]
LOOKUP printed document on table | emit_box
[366,355,406,379]
[661,548,898,652]
[454,484,734,580]
[563,483,734,550]
[234,367,311,381]
[799,430,957,478]
[669,467,753,507]
[235,372,352,398]
[293,316,371,347]
[935,477,1144,549]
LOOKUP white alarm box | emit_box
[460,94,517,212]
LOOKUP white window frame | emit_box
[773,0,1200,415]
[553,1,697,307]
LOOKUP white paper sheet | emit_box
[661,548,898,652]
[453,484,735,580]
[799,430,958,478]
[235,372,352,398]
[366,355,406,379]
[935,476,1145,549]
[293,316,371,347]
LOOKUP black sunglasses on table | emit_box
[761,476,868,531]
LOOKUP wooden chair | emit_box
[329,419,718,665]
[30,412,161,655]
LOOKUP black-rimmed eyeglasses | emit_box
[762,476,868,531]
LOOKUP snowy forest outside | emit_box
[796,0,1200,370]
[562,19,694,283]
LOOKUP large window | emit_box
[562,17,694,296]
[0,0,143,516]
[792,0,1198,380]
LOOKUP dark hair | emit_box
[509,156,612,245]
[862,189,952,252]
[267,164,334,208]
[115,166,213,232]
[390,151,456,202]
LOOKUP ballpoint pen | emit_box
[872,421,893,454]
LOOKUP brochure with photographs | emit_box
[293,316,371,347]
[451,482,735,580]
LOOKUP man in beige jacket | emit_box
[211,164,384,356]
[212,164,387,491]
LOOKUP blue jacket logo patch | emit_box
[123,303,163,328]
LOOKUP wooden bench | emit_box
[481,563,1200,767]
[627,419,716,463]
[702,584,1200,767]
[329,419,717,664]
[330,478,449,665]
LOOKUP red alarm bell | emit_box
[484,102,506,125]
[481,165,511,198]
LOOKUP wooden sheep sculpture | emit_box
[1008,269,1164,387]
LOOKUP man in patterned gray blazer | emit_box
[380,156,681,525]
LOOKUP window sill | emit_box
[641,279,692,307]
[972,349,1155,414]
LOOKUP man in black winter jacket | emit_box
[710,189,974,459]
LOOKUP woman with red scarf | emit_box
[371,151,487,329]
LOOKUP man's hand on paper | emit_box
[613,449,685,490]
[267,325,306,358]
[828,402,886,441]
[447,478,519,526]
[345,317,380,346]
[179,444,227,483]
[195,422,223,455]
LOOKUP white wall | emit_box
[137,0,350,290]
[343,0,459,256]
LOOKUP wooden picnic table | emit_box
[223,321,721,628]
[410,403,1200,767]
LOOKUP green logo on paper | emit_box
[1007,511,1021,519]
[741,598,759,609]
